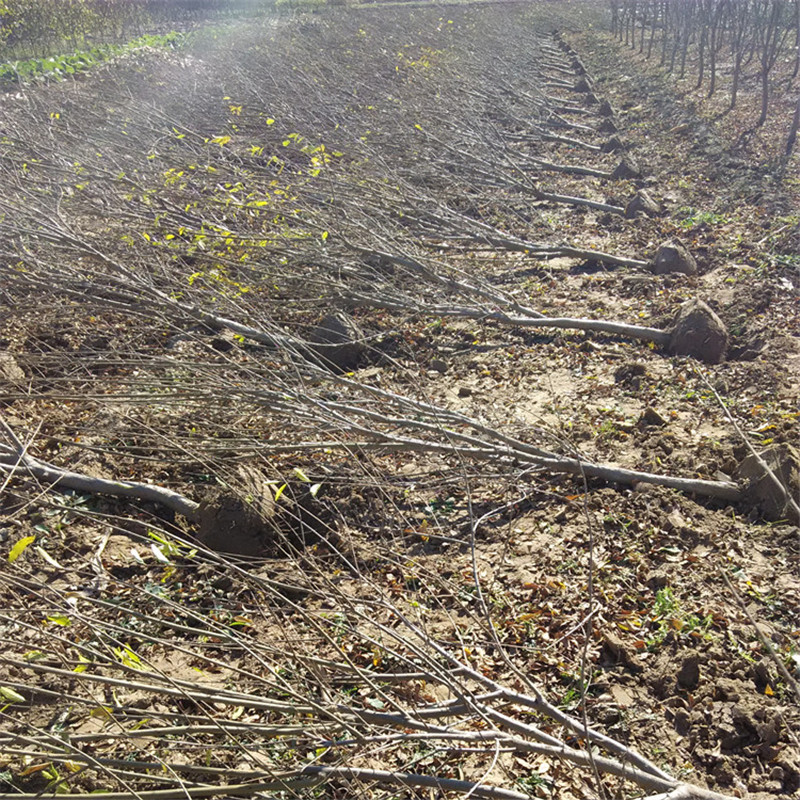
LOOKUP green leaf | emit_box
[23,650,47,662]
[0,687,25,703]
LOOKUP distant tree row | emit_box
[0,0,276,57]
[609,0,800,154]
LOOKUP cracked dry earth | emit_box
[0,3,799,799]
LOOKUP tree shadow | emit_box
[711,106,734,121]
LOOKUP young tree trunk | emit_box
[610,0,620,37]
[640,0,648,52]
[668,6,681,72]
[793,0,800,77]
[679,5,694,79]
[707,0,724,97]
[755,0,790,128]
[729,4,750,110]
[647,0,659,58]
[628,0,636,47]
[758,67,770,126]
[731,49,743,108]
[696,25,708,89]
[786,93,800,154]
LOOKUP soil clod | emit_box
[625,189,661,217]
[677,653,701,690]
[669,299,729,363]
[736,443,800,522]
[309,313,365,372]
[598,99,614,117]
[0,352,25,385]
[611,158,642,180]
[652,238,699,276]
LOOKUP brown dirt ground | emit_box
[1,4,799,799]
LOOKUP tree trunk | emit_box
[647,0,659,58]
[786,93,800,154]
[793,0,800,78]
[696,25,708,89]
[640,0,647,52]
[758,66,769,127]
[730,49,743,108]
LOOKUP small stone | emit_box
[669,299,729,364]
[755,715,781,746]
[664,509,687,531]
[673,708,691,735]
[713,678,741,702]
[751,659,774,691]
[640,406,668,427]
[625,189,661,218]
[614,361,647,388]
[645,568,670,589]
[652,238,698,276]
[600,633,641,671]
[430,358,448,373]
[713,761,735,785]
[457,386,472,397]
[595,705,622,725]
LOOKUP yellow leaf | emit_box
[8,535,35,563]
[74,654,91,674]
[19,763,52,777]
[274,483,287,502]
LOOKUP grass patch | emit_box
[0,31,185,86]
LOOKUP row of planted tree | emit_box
[0,0,277,57]
[609,0,800,153]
